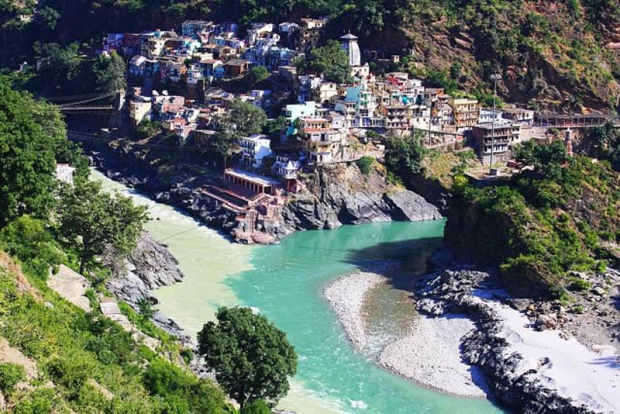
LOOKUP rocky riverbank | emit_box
[78,135,440,244]
[106,231,190,342]
[323,268,489,398]
[415,266,619,414]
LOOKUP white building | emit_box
[240,134,273,168]
[340,34,361,66]
[273,155,302,179]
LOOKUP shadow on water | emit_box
[344,237,443,292]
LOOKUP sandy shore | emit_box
[324,272,488,398]
[323,271,387,350]
[378,314,488,398]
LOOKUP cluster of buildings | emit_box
[104,18,340,89]
[117,17,543,239]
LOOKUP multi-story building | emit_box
[128,96,152,126]
[285,101,317,136]
[472,121,521,162]
[450,98,480,129]
[240,134,273,168]
[298,116,346,164]
[298,17,327,50]
[502,107,535,126]
[182,20,214,39]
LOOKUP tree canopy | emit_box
[197,307,298,408]
[514,139,570,180]
[0,79,68,226]
[93,51,127,94]
[384,133,426,178]
[298,40,351,84]
[56,179,148,273]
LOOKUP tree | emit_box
[224,99,267,137]
[385,133,426,178]
[250,66,269,84]
[588,121,620,171]
[33,42,84,94]
[0,80,68,226]
[197,307,297,408]
[514,139,570,180]
[56,179,147,274]
[93,51,126,93]
[299,40,351,84]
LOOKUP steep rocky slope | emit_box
[282,163,442,230]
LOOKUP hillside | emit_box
[0,251,233,413]
[1,0,618,111]
[445,153,619,297]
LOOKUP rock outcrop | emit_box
[84,138,441,243]
[282,163,441,231]
[106,231,188,341]
[414,268,618,414]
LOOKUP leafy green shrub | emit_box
[45,356,90,392]
[242,399,271,414]
[0,216,64,279]
[568,277,591,292]
[356,156,374,175]
[13,388,60,414]
[143,358,232,413]
[0,362,26,393]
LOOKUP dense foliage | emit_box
[297,40,351,84]
[584,122,620,171]
[447,141,619,297]
[384,133,427,179]
[0,81,65,225]
[198,307,298,408]
[0,253,233,413]
[56,179,148,274]
[0,80,234,413]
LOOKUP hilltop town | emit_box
[63,17,616,243]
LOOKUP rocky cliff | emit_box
[81,137,441,244]
[282,163,442,231]
[106,231,188,340]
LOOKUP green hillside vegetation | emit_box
[446,140,619,297]
[0,252,233,413]
[2,0,618,110]
[0,77,235,412]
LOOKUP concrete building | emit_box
[240,134,273,168]
[472,121,521,162]
[450,98,480,129]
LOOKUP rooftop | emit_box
[225,168,280,186]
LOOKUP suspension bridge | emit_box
[48,90,124,113]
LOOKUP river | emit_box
[93,169,503,414]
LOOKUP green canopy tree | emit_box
[197,307,297,408]
[56,179,147,274]
[0,80,68,226]
[93,51,127,94]
[384,132,426,178]
[514,139,570,180]
[224,99,268,137]
[298,40,351,84]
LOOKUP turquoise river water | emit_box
[93,170,503,414]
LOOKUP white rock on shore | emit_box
[323,272,387,350]
[378,314,488,398]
